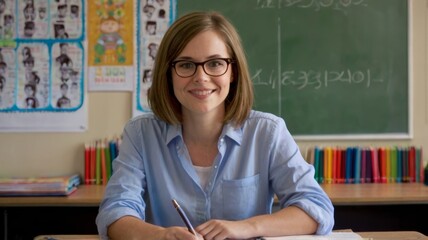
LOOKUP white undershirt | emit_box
[193,165,212,189]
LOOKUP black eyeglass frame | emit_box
[170,58,234,78]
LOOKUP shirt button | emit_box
[214,165,218,169]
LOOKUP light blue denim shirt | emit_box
[96,110,334,239]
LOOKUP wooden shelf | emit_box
[0,185,105,207]
[321,183,428,205]
[1,183,428,207]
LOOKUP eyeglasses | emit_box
[171,58,234,78]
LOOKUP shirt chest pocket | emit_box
[221,174,260,220]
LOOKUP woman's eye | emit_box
[208,60,223,68]
[179,62,194,69]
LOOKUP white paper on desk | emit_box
[261,232,362,240]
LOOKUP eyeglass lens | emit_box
[173,58,231,77]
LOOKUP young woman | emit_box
[96,11,334,240]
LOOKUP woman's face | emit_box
[172,30,233,118]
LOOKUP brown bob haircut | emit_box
[147,11,254,127]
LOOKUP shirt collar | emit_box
[166,124,182,145]
[165,122,243,146]
[221,122,242,146]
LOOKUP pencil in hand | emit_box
[172,199,197,235]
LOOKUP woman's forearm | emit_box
[108,216,165,240]
[244,206,318,237]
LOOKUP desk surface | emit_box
[33,231,428,240]
[1,183,428,207]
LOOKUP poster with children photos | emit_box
[51,42,83,109]
[0,0,16,40]
[17,43,50,109]
[133,0,174,116]
[17,0,83,39]
[0,0,86,132]
[0,47,16,109]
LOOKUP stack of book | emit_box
[306,146,425,184]
[0,174,81,196]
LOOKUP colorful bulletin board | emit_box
[0,0,86,132]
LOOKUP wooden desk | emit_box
[2,184,428,239]
[0,185,105,240]
[33,231,428,240]
[320,183,428,235]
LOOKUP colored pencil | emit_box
[96,141,101,185]
[84,144,90,184]
[90,142,96,184]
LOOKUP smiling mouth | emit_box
[190,90,215,96]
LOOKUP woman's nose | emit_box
[192,65,209,82]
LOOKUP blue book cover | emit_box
[314,147,320,183]
[345,147,353,183]
[354,147,361,184]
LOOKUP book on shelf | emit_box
[306,146,424,184]
[0,174,81,196]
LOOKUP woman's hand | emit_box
[196,219,255,240]
[157,226,204,240]
[195,206,318,240]
[108,216,204,240]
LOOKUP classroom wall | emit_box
[0,93,131,178]
[0,1,427,178]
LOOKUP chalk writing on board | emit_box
[255,0,368,13]
[252,69,384,89]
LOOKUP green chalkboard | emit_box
[176,0,409,138]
